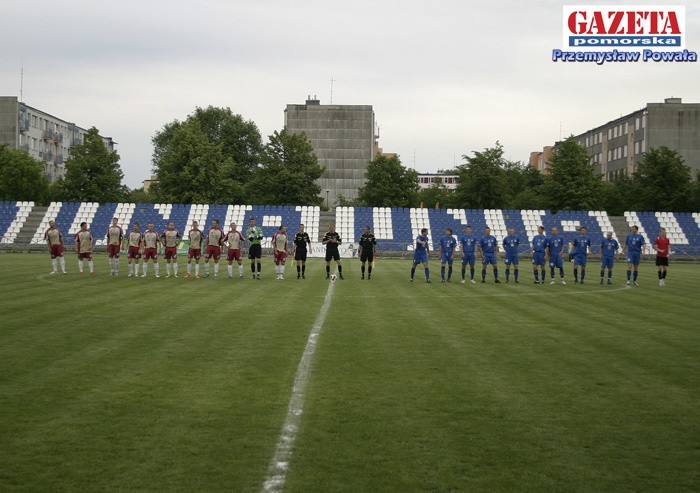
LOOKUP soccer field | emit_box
[0,254,698,492]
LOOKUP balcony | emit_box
[18,119,29,132]
[20,144,29,152]
[43,152,53,162]
[53,133,63,144]
[54,154,64,165]
[43,129,54,141]
[71,137,83,146]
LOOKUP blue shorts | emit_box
[482,253,497,266]
[413,252,428,264]
[549,256,563,269]
[441,254,454,265]
[505,254,519,266]
[627,252,641,266]
[574,254,588,267]
[601,257,614,269]
[462,254,475,266]
[532,252,546,266]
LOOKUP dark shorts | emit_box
[655,256,669,266]
[462,254,475,266]
[49,244,64,258]
[294,250,307,261]
[205,245,221,261]
[107,244,120,258]
[248,243,262,259]
[532,252,546,266]
[227,249,242,262]
[601,257,614,269]
[550,256,564,269]
[360,250,374,262]
[505,254,519,266]
[325,250,340,262]
[164,246,177,260]
[573,253,588,267]
[77,252,93,261]
[274,251,287,263]
[188,248,201,260]
[128,246,141,259]
[144,248,158,261]
[482,253,497,266]
[627,252,641,266]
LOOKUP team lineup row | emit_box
[42,218,672,286]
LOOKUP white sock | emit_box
[143,263,148,275]
[173,263,178,275]
[275,265,280,275]
[228,265,233,276]
[52,259,57,272]
[281,265,285,276]
[60,257,65,272]
[166,263,171,275]
[78,260,83,273]
[187,263,191,274]
[115,259,119,272]
[205,263,210,275]
[214,263,219,275]
[154,264,160,275]
[238,265,244,277]
[88,260,94,273]
[195,264,200,276]
[128,263,133,274]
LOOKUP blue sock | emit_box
[411,267,415,279]
[441,266,445,279]
[581,270,586,281]
[470,267,475,280]
[534,270,539,281]
[425,267,430,280]
[514,269,519,281]
[448,266,453,280]
[506,269,510,281]
[482,269,486,280]
[494,268,498,280]
[627,269,631,280]
[633,270,638,281]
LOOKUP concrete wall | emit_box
[647,102,700,178]
[285,103,374,206]
[0,96,19,151]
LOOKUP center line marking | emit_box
[261,278,336,493]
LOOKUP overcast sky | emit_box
[1,0,698,188]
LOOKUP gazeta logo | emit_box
[563,5,685,50]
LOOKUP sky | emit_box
[1,0,698,188]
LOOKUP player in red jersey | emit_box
[106,217,124,276]
[653,227,671,286]
[272,225,288,280]
[74,222,94,276]
[224,222,246,279]
[204,219,224,279]
[126,222,144,277]
[141,222,162,278]
[161,221,182,278]
[185,220,203,279]
[44,219,67,274]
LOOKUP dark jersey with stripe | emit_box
[323,231,341,253]
[359,233,376,253]
[294,231,311,252]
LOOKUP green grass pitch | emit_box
[0,253,698,492]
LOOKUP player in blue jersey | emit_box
[531,225,548,284]
[459,225,477,284]
[547,227,566,284]
[477,226,500,283]
[571,226,591,284]
[410,228,431,283]
[624,225,645,286]
[439,228,457,282]
[600,232,620,285]
[502,227,520,284]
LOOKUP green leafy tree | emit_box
[245,129,324,205]
[502,161,545,208]
[357,154,419,207]
[631,146,692,211]
[58,127,127,202]
[152,106,262,203]
[540,136,604,210]
[453,142,507,208]
[0,145,50,202]
[416,183,452,209]
[126,187,157,204]
[151,120,243,204]
[601,175,636,216]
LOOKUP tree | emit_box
[540,136,604,210]
[152,106,262,203]
[245,129,324,205]
[416,183,452,209]
[631,146,693,211]
[0,145,50,202]
[453,142,507,208]
[57,127,127,202]
[601,175,636,216]
[502,161,545,208]
[126,187,157,204]
[357,154,419,207]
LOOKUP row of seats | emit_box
[1,202,699,255]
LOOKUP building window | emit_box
[623,146,628,158]
[585,136,590,147]
[608,128,613,140]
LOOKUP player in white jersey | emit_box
[272,225,289,280]
[126,223,144,277]
[224,222,246,279]
[106,217,124,276]
[74,222,95,276]
[185,221,203,279]
[161,221,182,278]
[44,220,67,274]
[142,222,162,277]
[204,219,224,279]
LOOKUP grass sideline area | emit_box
[1,253,698,492]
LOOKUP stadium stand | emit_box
[2,202,699,256]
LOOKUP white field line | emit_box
[261,278,336,493]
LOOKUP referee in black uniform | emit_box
[359,226,377,280]
[322,224,343,279]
